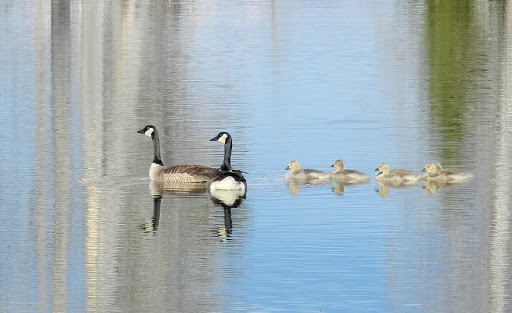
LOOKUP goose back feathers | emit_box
[138,125,216,183]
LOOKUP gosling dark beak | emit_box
[422,168,426,172]
[331,164,335,167]
[286,166,290,170]
[375,167,379,171]
[137,128,145,134]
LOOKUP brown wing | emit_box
[440,168,462,175]
[302,169,323,174]
[343,169,365,175]
[390,169,417,175]
[163,165,217,179]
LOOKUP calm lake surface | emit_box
[1,0,511,312]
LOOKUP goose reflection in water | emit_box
[375,180,422,197]
[143,181,210,233]
[287,178,366,196]
[152,181,208,195]
[210,189,246,240]
[422,180,471,195]
[286,177,331,195]
[332,183,368,196]
[423,181,443,195]
[143,194,162,233]
[143,182,164,232]
[331,171,370,196]
[332,183,346,196]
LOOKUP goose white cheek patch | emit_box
[145,128,154,137]
[218,133,228,143]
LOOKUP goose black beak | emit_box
[137,128,145,134]
[209,136,217,141]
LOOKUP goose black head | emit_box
[138,125,156,137]
[210,132,231,144]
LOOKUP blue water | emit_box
[0,0,508,312]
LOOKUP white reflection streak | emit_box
[490,5,512,312]
[75,1,105,311]
[35,0,52,311]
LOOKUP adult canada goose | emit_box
[330,159,369,184]
[137,125,217,183]
[422,163,473,183]
[209,132,247,192]
[285,160,331,180]
[375,162,421,183]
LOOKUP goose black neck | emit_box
[220,136,233,171]
[152,128,164,166]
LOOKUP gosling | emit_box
[422,163,473,183]
[285,160,331,180]
[375,162,421,183]
[330,159,369,184]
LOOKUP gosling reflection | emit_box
[375,180,421,197]
[286,177,331,195]
[210,189,246,240]
[331,170,370,196]
[333,183,345,194]
[331,183,368,196]
[332,183,345,193]
[421,180,470,195]
[288,178,367,196]
[423,181,442,195]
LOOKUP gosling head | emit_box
[331,159,345,171]
[422,163,435,174]
[422,163,439,174]
[210,131,231,144]
[375,162,390,174]
[286,160,301,171]
[137,125,156,138]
